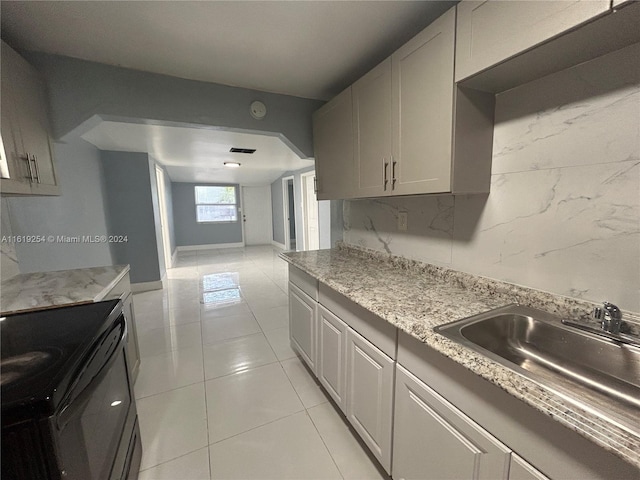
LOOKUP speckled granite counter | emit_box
[0,265,130,315]
[280,245,640,469]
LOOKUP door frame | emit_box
[282,175,295,251]
[154,165,173,270]
[300,170,319,250]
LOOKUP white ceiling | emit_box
[1,0,456,185]
[82,122,314,185]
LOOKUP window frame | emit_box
[194,185,239,224]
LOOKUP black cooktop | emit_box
[1,300,123,423]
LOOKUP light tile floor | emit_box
[134,246,388,480]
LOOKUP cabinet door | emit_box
[317,305,348,413]
[393,365,511,480]
[123,293,141,383]
[455,0,610,82]
[509,454,549,480]
[313,87,354,200]
[352,58,392,198]
[289,282,317,373]
[346,327,394,473]
[391,7,455,195]
[1,42,32,194]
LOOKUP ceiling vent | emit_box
[229,147,256,154]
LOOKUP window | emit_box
[195,186,238,223]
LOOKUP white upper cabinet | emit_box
[390,7,456,196]
[312,87,354,200]
[1,40,59,196]
[455,0,610,82]
[352,58,392,198]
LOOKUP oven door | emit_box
[54,314,134,480]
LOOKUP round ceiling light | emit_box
[224,162,241,168]
[250,100,267,120]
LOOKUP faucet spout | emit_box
[593,302,622,335]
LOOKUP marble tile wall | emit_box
[343,44,640,312]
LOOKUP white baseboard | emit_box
[176,242,245,252]
[271,240,286,250]
[131,280,164,293]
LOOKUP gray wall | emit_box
[4,136,113,273]
[26,52,324,158]
[343,44,640,312]
[172,182,243,247]
[101,151,162,283]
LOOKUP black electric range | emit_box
[1,300,142,480]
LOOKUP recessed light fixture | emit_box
[224,162,241,168]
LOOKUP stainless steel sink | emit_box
[435,305,640,431]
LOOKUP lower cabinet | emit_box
[289,282,317,373]
[317,305,348,413]
[346,328,394,473]
[509,454,549,480]
[393,364,511,480]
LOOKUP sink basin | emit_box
[435,305,640,431]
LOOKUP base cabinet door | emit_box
[393,365,511,480]
[317,305,348,413]
[289,282,317,373]
[509,454,549,480]
[346,327,394,474]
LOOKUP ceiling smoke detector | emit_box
[250,101,267,120]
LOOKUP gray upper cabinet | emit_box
[352,58,392,198]
[455,0,610,83]
[393,364,511,480]
[312,87,354,200]
[391,7,456,195]
[1,41,59,196]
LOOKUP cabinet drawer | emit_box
[319,282,396,359]
[101,273,131,301]
[288,265,318,301]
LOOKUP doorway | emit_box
[282,176,296,251]
[300,171,319,250]
[242,185,273,245]
[155,165,172,270]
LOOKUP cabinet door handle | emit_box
[22,154,35,182]
[383,159,389,191]
[313,176,318,194]
[392,158,397,190]
[30,154,41,184]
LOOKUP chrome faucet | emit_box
[593,302,622,334]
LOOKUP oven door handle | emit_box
[57,315,127,430]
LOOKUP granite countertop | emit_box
[280,245,640,469]
[0,265,130,315]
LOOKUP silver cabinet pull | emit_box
[383,158,389,191]
[30,154,41,184]
[313,176,318,194]
[392,158,397,190]
[22,153,35,182]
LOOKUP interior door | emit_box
[302,173,319,250]
[242,185,272,245]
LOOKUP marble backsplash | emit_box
[1,198,20,282]
[344,44,640,312]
